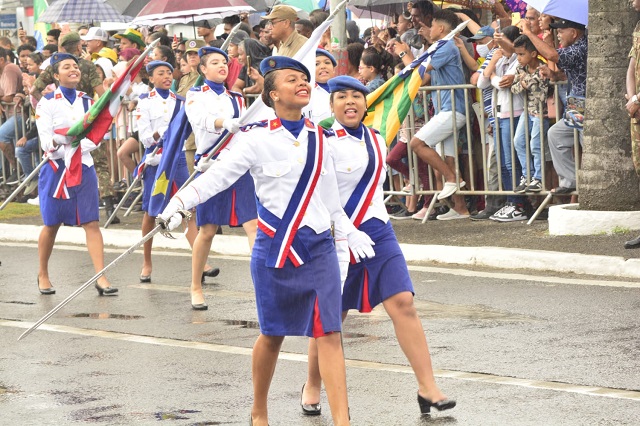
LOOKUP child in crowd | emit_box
[359,47,386,92]
[511,35,550,194]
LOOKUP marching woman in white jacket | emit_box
[35,53,117,296]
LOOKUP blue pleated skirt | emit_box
[342,219,414,313]
[250,226,342,337]
[195,171,257,227]
[39,160,99,226]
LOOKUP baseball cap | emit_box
[549,18,586,31]
[97,47,117,64]
[262,5,298,22]
[469,25,495,41]
[81,27,109,42]
[60,32,81,46]
[114,28,146,48]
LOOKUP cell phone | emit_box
[173,34,178,43]
[395,35,401,43]
[511,12,521,27]
[179,32,183,41]
[496,19,502,34]
[19,21,23,30]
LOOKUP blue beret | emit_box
[50,52,78,67]
[327,76,370,96]
[259,56,310,81]
[316,49,336,67]
[198,46,229,62]
[146,60,174,74]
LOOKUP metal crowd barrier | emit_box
[0,101,40,188]
[388,81,581,224]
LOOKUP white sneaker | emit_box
[437,181,466,200]
[490,203,527,222]
[436,209,470,221]
[27,197,39,206]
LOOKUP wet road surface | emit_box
[1,242,639,425]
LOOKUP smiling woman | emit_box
[158,56,377,426]
[34,52,118,297]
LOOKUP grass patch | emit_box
[610,226,631,235]
[0,202,40,221]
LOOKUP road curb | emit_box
[2,223,639,280]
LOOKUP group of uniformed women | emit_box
[36,47,455,425]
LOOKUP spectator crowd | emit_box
[0,0,589,225]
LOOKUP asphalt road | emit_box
[0,243,639,425]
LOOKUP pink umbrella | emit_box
[135,0,254,22]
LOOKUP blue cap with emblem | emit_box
[198,46,229,62]
[50,52,79,66]
[316,49,336,67]
[146,60,174,74]
[259,56,310,81]
[327,75,369,96]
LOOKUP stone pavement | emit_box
[2,203,639,279]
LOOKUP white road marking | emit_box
[2,319,638,401]
[2,242,639,288]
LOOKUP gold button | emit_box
[369,201,374,206]
[298,158,304,164]
[347,167,351,171]
[293,141,300,147]
[360,141,365,146]
[276,172,281,176]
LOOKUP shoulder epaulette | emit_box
[189,86,203,92]
[371,128,381,135]
[139,93,149,100]
[228,90,243,98]
[43,92,55,100]
[175,94,185,102]
[322,128,336,138]
[81,94,93,101]
[240,120,269,132]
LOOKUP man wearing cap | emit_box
[33,32,104,101]
[114,28,146,51]
[80,27,110,62]
[196,20,216,45]
[262,5,307,57]
[177,39,206,174]
[522,18,587,194]
[469,25,507,220]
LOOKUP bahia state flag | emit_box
[363,21,469,145]
[54,41,157,198]
[147,107,192,217]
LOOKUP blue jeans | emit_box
[16,137,40,176]
[495,116,522,203]
[513,114,549,181]
[0,115,23,174]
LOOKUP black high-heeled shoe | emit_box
[300,384,321,416]
[417,393,456,414]
[201,267,220,283]
[37,277,55,295]
[139,275,151,283]
[95,283,118,296]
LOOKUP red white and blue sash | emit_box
[342,126,384,228]
[258,122,324,268]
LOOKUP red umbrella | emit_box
[135,0,254,22]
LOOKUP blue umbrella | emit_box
[523,0,588,26]
[38,0,129,24]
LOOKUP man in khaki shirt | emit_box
[261,5,307,58]
[178,40,205,173]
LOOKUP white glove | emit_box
[194,158,213,173]
[144,152,161,167]
[221,118,241,134]
[158,197,184,231]
[53,133,72,146]
[347,230,376,262]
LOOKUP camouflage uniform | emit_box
[629,21,640,175]
[33,58,102,97]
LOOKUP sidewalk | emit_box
[1,205,640,279]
